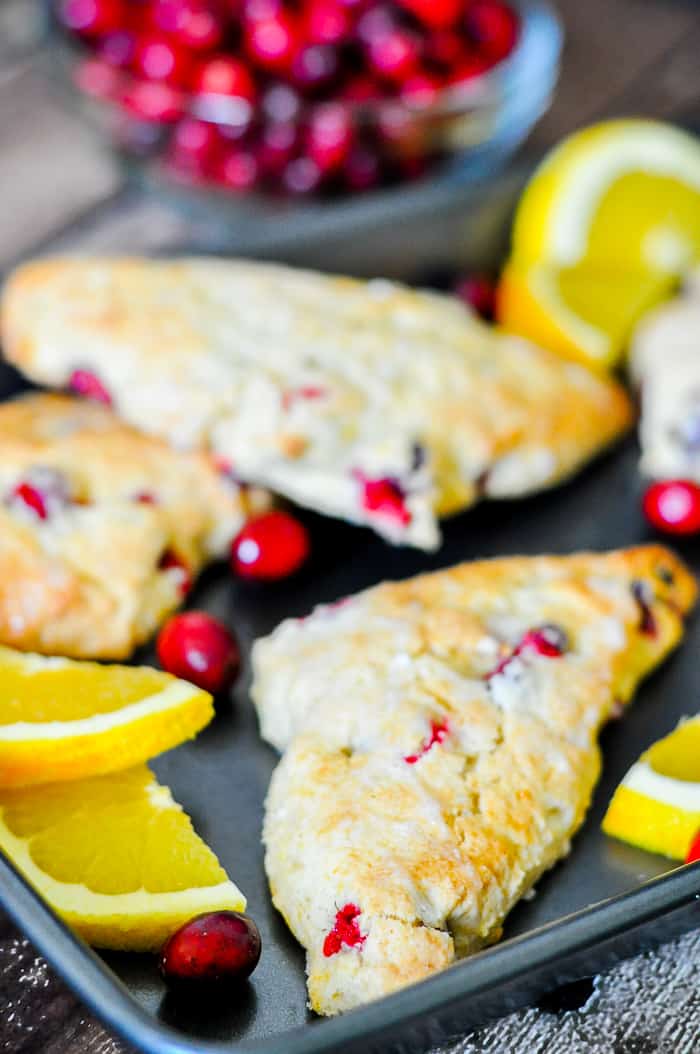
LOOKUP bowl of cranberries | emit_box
[52,0,561,204]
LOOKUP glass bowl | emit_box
[48,0,562,234]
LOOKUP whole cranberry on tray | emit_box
[56,0,521,198]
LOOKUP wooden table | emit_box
[1,2,700,1052]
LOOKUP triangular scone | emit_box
[2,258,632,550]
[0,394,269,658]
[630,268,700,480]
[252,546,696,1015]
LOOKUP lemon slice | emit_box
[0,646,213,788]
[511,120,700,272]
[0,765,245,950]
[498,262,676,369]
[602,714,700,860]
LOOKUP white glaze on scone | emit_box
[0,394,269,658]
[2,258,632,549]
[252,547,696,1015]
[630,268,700,480]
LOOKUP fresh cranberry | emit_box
[195,56,257,100]
[257,122,299,175]
[241,0,283,22]
[97,29,137,68]
[175,5,225,49]
[231,510,310,580]
[280,155,324,195]
[157,611,240,693]
[150,0,189,32]
[343,144,381,191]
[172,117,221,169]
[305,0,351,45]
[454,273,496,320]
[465,0,520,62]
[160,911,261,989]
[292,44,340,95]
[487,624,568,679]
[404,719,449,764]
[342,74,380,102]
[367,28,421,82]
[425,28,464,69]
[354,5,397,47]
[400,71,441,106]
[68,369,112,405]
[323,904,365,957]
[134,35,193,86]
[245,12,299,73]
[121,81,184,121]
[306,103,354,171]
[218,147,260,189]
[449,54,493,86]
[159,550,193,596]
[398,0,462,30]
[686,831,700,864]
[631,581,658,638]
[356,474,411,526]
[642,480,700,536]
[58,0,124,35]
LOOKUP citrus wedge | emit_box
[497,262,676,370]
[511,120,700,272]
[0,765,245,950]
[0,646,213,788]
[602,714,700,860]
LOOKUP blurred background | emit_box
[0,0,699,276]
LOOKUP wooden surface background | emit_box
[1,1,700,1051]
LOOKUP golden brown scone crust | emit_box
[2,257,632,549]
[253,546,695,1015]
[0,393,268,658]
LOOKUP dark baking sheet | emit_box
[1,204,700,1054]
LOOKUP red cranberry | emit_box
[135,35,193,86]
[157,611,240,693]
[257,122,299,175]
[160,911,261,989]
[305,0,351,45]
[425,28,464,69]
[97,29,137,68]
[175,5,225,49]
[195,56,257,101]
[75,58,121,99]
[323,904,365,957]
[172,117,220,168]
[218,148,260,190]
[150,0,189,32]
[292,44,340,95]
[642,480,700,536]
[58,0,124,35]
[7,468,73,521]
[357,474,411,526]
[281,155,324,195]
[241,0,283,22]
[686,831,700,864]
[261,81,302,122]
[306,103,354,171]
[10,483,49,521]
[245,12,299,73]
[121,81,184,121]
[231,510,310,580]
[68,369,112,405]
[159,550,193,596]
[487,624,568,679]
[400,71,441,106]
[367,29,421,82]
[398,0,462,30]
[355,5,398,47]
[465,0,520,62]
[342,74,380,102]
[454,273,496,320]
[343,144,381,190]
[404,719,449,764]
[449,54,492,86]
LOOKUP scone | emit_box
[252,546,696,1015]
[0,393,268,658]
[2,257,632,550]
[630,268,700,480]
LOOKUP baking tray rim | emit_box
[1,845,699,1054]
